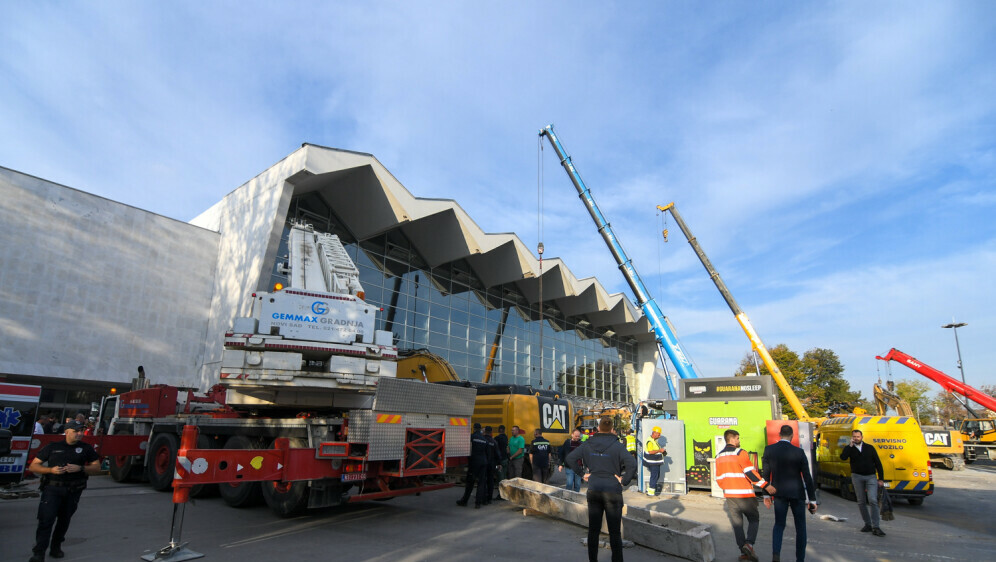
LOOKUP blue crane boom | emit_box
[539,124,699,398]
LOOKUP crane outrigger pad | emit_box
[499,478,716,562]
[140,543,203,562]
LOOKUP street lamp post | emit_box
[941,321,967,385]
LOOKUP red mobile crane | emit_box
[876,348,996,462]
[29,223,476,519]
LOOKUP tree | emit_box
[979,385,996,417]
[930,391,967,426]
[931,384,996,423]
[893,379,931,424]
[734,344,863,419]
[799,348,863,418]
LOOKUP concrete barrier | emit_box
[499,478,715,562]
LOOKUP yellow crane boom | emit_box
[657,202,812,421]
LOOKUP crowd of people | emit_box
[457,423,643,507]
[32,413,97,436]
[458,419,640,562]
[461,420,889,562]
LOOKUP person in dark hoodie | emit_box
[567,416,637,562]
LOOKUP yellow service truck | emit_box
[816,415,933,505]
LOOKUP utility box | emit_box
[677,376,777,490]
[636,418,686,494]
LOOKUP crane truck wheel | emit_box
[147,433,180,491]
[108,429,140,483]
[219,434,264,508]
[189,434,218,499]
[261,437,310,517]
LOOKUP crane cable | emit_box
[655,207,703,382]
[538,135,544,244]
[537,135,545,387]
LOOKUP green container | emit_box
[676,400,773,489]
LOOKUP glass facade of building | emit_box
[271,196,638,402]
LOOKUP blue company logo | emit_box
[0,407,22,429]
[311,301,329,315]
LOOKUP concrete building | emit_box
[0,144,670,418]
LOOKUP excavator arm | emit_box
[873,381,915,417]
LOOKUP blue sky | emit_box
[2,2,994,404]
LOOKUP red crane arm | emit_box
[876,348,996,412]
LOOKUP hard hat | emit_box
[652,426,662,433]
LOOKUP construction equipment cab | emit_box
[956,418,996,462]
[817,415,933,505]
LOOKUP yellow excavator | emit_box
[396,349,575,472]
[873,380,965,470]
[573,401,633,434]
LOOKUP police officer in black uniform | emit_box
[457,423,495,508]
[481,426,500,504]
[28,420,100,562]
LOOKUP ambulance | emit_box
[816,415,933,505]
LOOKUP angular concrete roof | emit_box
[275,143,657,344]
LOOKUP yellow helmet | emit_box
[652,426,662,434]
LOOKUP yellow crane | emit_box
[657,202,812,421]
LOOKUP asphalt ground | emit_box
[1,459,993,562]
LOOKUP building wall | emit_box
[189,153,298,389]
[1,144,667,401]
[268,190,646,403]
[348,240,639,401]
[188,146,396,390]
[0,167,219,387]
[636,343,671,399]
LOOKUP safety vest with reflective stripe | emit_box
[625,434,636,453]
[715,445,766,498]
[643,438,665,464]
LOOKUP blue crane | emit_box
[539,124,699,398]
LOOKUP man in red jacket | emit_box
[717,429,775,562]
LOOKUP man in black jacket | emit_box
[457,423,495,508]
[567,417,637,562]
[492,425,509,501]
[558,429,584,492]
[761,425,817,562]
[840,429,886,536]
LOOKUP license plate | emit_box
[342,472,366,482]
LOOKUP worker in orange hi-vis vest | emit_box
[716,429,776,562]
